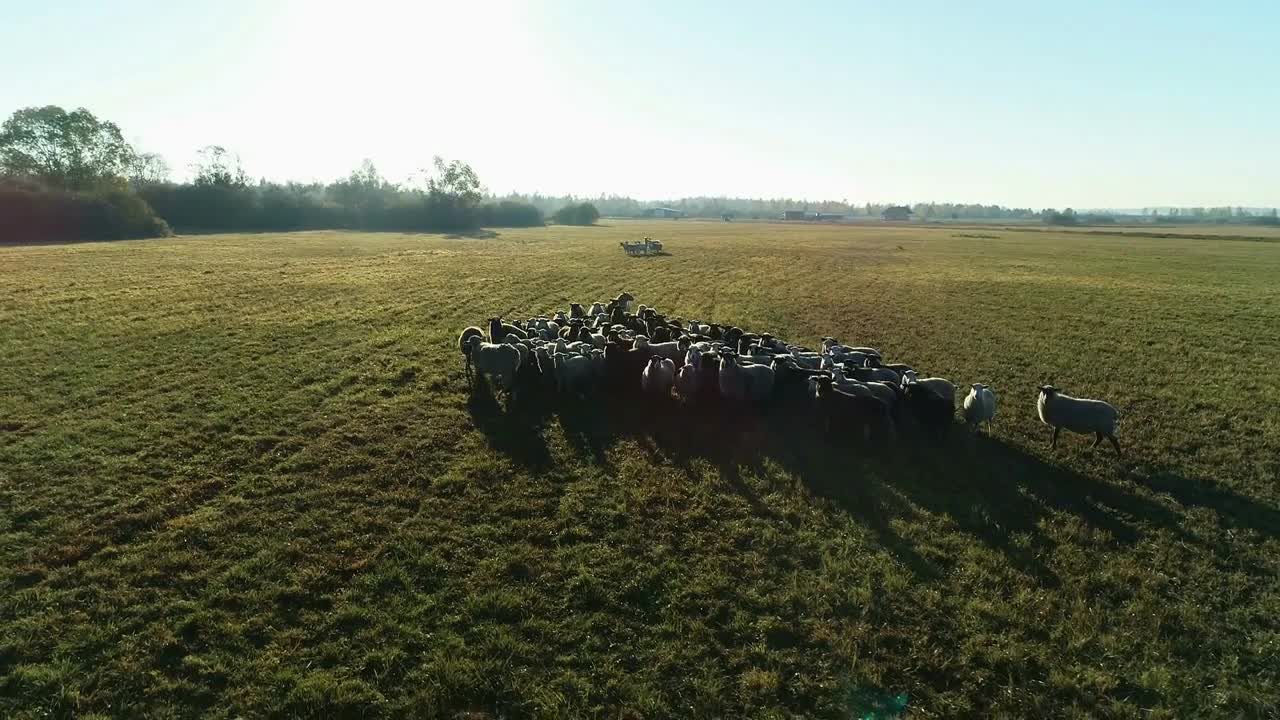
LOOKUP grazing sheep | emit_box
[458,326,484,380]
[641,356,676,397]
[814,375,894,444]
[717,353,748,403]
[1037,385,1121,454]
[467,335,522,392]
[589,302,606,316]
[963,384,997,432]
[570,303,586,319]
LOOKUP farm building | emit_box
[782,210,807,221]
[642,207,685,218]
[813,212,845,222]
[881,205,914,221]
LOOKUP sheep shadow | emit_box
[465,388,1271,586]
[465,376,555,470]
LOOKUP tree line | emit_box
[0,106,549,242]
[4,105,1275,243]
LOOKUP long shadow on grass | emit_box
[467,385,1250,585]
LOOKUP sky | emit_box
[1,0,1277,207]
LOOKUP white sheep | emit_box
[466,335,521,391]
[1037,385,1121,454]
[589,302,606,316]
[962,384,997,431]
[634,336,687,364]
[458,326,484,381]
[641,356,676,397]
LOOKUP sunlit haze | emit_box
[3,0,1277,207]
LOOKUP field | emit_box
[2,220,1279,718]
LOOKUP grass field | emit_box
[2,220,1279,718]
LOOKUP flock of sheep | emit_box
[458,292,1122,454]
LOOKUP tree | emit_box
[329,159,393,220]
[419,156,482,230]
[553,202,600,226]
[129,152,170,187]
[425,156,481,205]
[0,105,136,190]
[191,145,248,188]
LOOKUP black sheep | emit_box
[903,382,952,440]
[814,375,894,445]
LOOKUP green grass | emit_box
[2,220,1279,718]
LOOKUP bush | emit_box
[552,202,600,226]
[1042,209,1079,226]
[479,201,544,228]
[0,178,171,243]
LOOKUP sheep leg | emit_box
[1050,426,1060,448]
[1107,434,1122,456]
[1092,432,1103,448]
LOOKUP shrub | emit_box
[0,178,171,243]
[552,202,600,226]
[479,201,544,228]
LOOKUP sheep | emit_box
[604,335,652,393]
[849,366,901,385]
[674,362,699,402]
[634,336,689,364]
[740,362,775,404]
[863,380,902,411]
[641,356,676,397]
[536,346,559,390]
[696,351,721,405]
[467,335,521,392]
[552,351,599,395]
[589,302,606,316]
[717,352,747,403]
[458,326,484,381]
[962,384,997,432]
[1037,385,1121,454]
[488,317,526,343]
[903,382,952,440]
[606,292,634,315]
[911,377,955,409]
[813,375,894,444]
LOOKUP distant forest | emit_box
[2,105,1276,243]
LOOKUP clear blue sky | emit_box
[2,0,1276,207]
